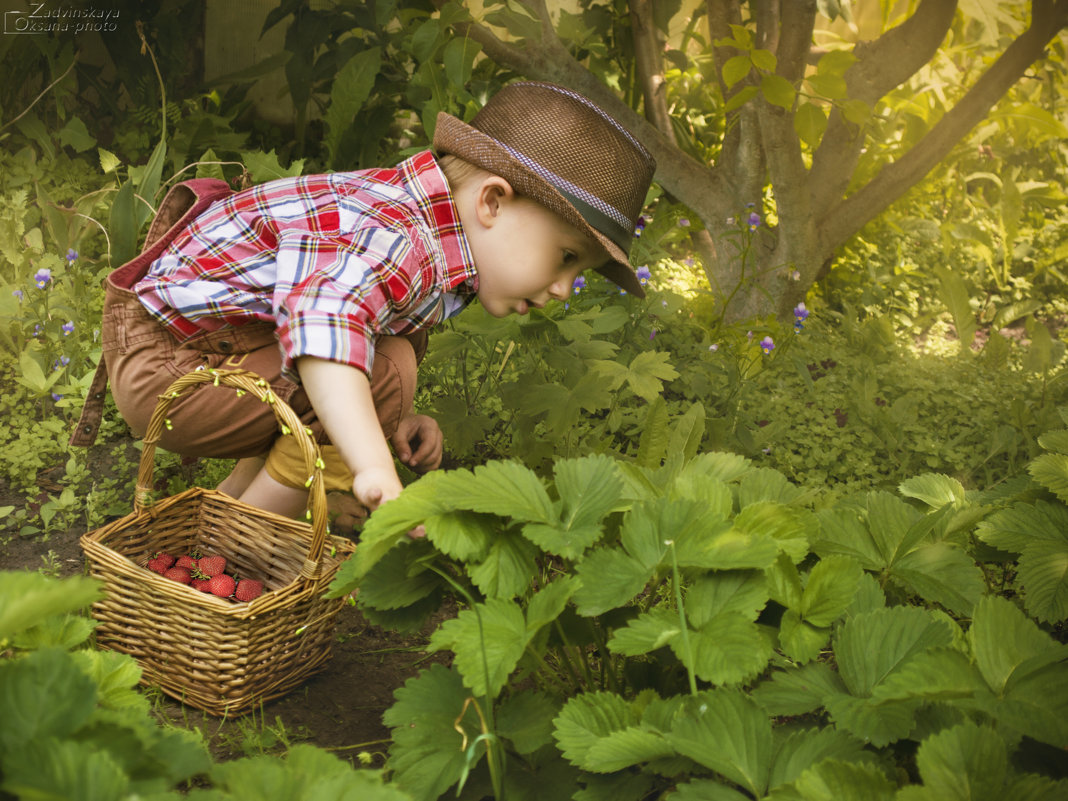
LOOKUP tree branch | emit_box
[628,0,674,137]
[818,2,1068,252]
[809,0,958,212]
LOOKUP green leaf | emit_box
[70,649,146,712]
[555,453,623,530]
[241,148,305,182]
[58,116,96,152]
[1038,429,1068,454]
[751,48,778,73]
[607,607,681,656]
[872,646,984,705]
[0,648,97,751]
[357,543,442,611]
[794,101,827,149]
[891,542,986,616]
[667,690,773,796]
[1017,539,1068,622]
[1029,453,1068,503]
[728,501,810,565]
[682,613,773,686]
[800,554,864,626]
[383,665,473,800]
[325,47,382,165]
[752,662,846,717]
[2,740,129,801]
[667,778,753,801]
[814,506,884,569]
[573,548,652,616]
[935,266,978,352]
[725,85,760,112]
[765,759,896,801]
[686,570,769,626]
[582,727,676,772]
[779,609,830,664]
[835,606,955,697]
[13,614,96,651]
[425,510,495,561]
[761,74,796,109]
[497,690,561,754]
[468,530,539,599]
[443,36,481,89]
[669,402,707,463]
[737,467,804,508]
[554,691,638,768]
[98,147,121,173]
[899,474,966,509]
[108,178,138,267]
[969,595,1062,694]
[767,729,870,792]
[429,598,528,697]
[976,501,1068,552]
[896,721,1007,801]
[0,572,101,639]
[722,54,753,88]
[625,350,680,401]
[805,72,848,100]
[822,692,921,747]
[440,461,556,523]
[525,575,577,633]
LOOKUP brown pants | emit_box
[102,284,419,489]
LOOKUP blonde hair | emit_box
[438,154,497,193]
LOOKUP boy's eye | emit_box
[562,250,577,265]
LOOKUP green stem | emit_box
[669,543,698,696]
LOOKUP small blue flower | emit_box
[53,355,70,369]
[747,211,762,230]
[794,302,809,322]
[572,276,586,294]
[66,249,78,262]
[51,392,63,402]
[61,321,75,335]
[760,336,775,354]
[34,268,52,289]
[636,265,651,285]
[12,289,23,301]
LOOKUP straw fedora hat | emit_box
[433,81,656,297]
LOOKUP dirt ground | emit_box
[0,490,449,770]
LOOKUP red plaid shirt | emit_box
[135,151,478,379]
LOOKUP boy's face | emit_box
[461,177,603,317]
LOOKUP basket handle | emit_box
[136,368,330,581]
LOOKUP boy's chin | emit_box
[478,296,520,317]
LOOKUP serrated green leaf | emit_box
[2,739,129,801]
[737,467,803,508]
[682,613,773,686]
[667,778,752,800]
[969,595,1061,694]
[11,613,95,651]
[425,510,496,561]
[669,402,707,463]
[767,729,870,792]
[98,147,121,174]
[573,548,652,616]
[687,570,769,626]
[752,662,847,717]
[1037,429,1068,454]
[607,608,681,656]
[468,530,539,599]
[867,490,920,564]
[872,647,985,704]
[429,598,528,697]
[801,554,864,626]
[496,690,561,755]
[555,453,622,530]
[891,542,985,616]
[835,606,955,697]
[975,500,1068,552]
[896,721,1007,801]
[684,451,753,483]
[240,148,305,182]
[898,473,966,509]
[626,350,679,402]
[440,460,556,523]
[0,648,97,751]
[823,691,921,746]
[358,543,442,611]
[814,506,883,569]
[70,649,146,712]
[667,690,773,796]
[582,727,676,772]
[729,501,811,565]
[525,575,577,632]
[1014,538,1068,624]
[1029,453,1068,503]
[779,609,830,664]
[765,758,895,801]
[554,691,637,767]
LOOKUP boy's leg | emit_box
[215,456,266,498]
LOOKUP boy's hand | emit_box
[391,414,443,473]
[351,465,426,539]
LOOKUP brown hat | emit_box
[433,81,656,297]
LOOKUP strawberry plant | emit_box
[328,442,1068,800]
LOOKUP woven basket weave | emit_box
[81,368,356,716]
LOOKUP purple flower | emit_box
[789,269,801,281]
[678,218,690,227]
[619,287,627,295]
[747,211,762,230]
[636,265,651,285]
[684,257,695,267]
[634,215,648,237]
[709,343,719,352]
[51,392,63,402]
[12,289,23,301]
[760,336,775,354]
[66,249,78,262]
[572,276,586,294]
[34,268,52,288]
[61,321,75,335]
[33,324,41,337]
[53,356,70,369]
[794,302,809,322]
[649,329,657,340]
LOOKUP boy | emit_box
[75,81,656,523]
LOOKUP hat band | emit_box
[496,141,634,252]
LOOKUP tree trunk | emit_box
[456,0,1068,323]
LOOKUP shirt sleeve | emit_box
[272,227,425,382]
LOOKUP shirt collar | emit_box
[399,150,479,294]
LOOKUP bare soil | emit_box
[0,464,450,770]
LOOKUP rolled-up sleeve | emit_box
[273,227,424,381]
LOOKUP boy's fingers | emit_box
[407,524,427,539]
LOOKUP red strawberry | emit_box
[147,556,170,574]
[191,577,213,592]
[197,555,227,577]
[208,574,235,598]
[176,555,198,570]
[164,566,192,584]
[234,579,263,602]
[153,552,176,569]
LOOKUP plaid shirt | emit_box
[135,150,478,380]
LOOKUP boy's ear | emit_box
[474,176,514,226]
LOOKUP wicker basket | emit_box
[81,368,356,716]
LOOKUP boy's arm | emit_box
[295,355,402,510]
